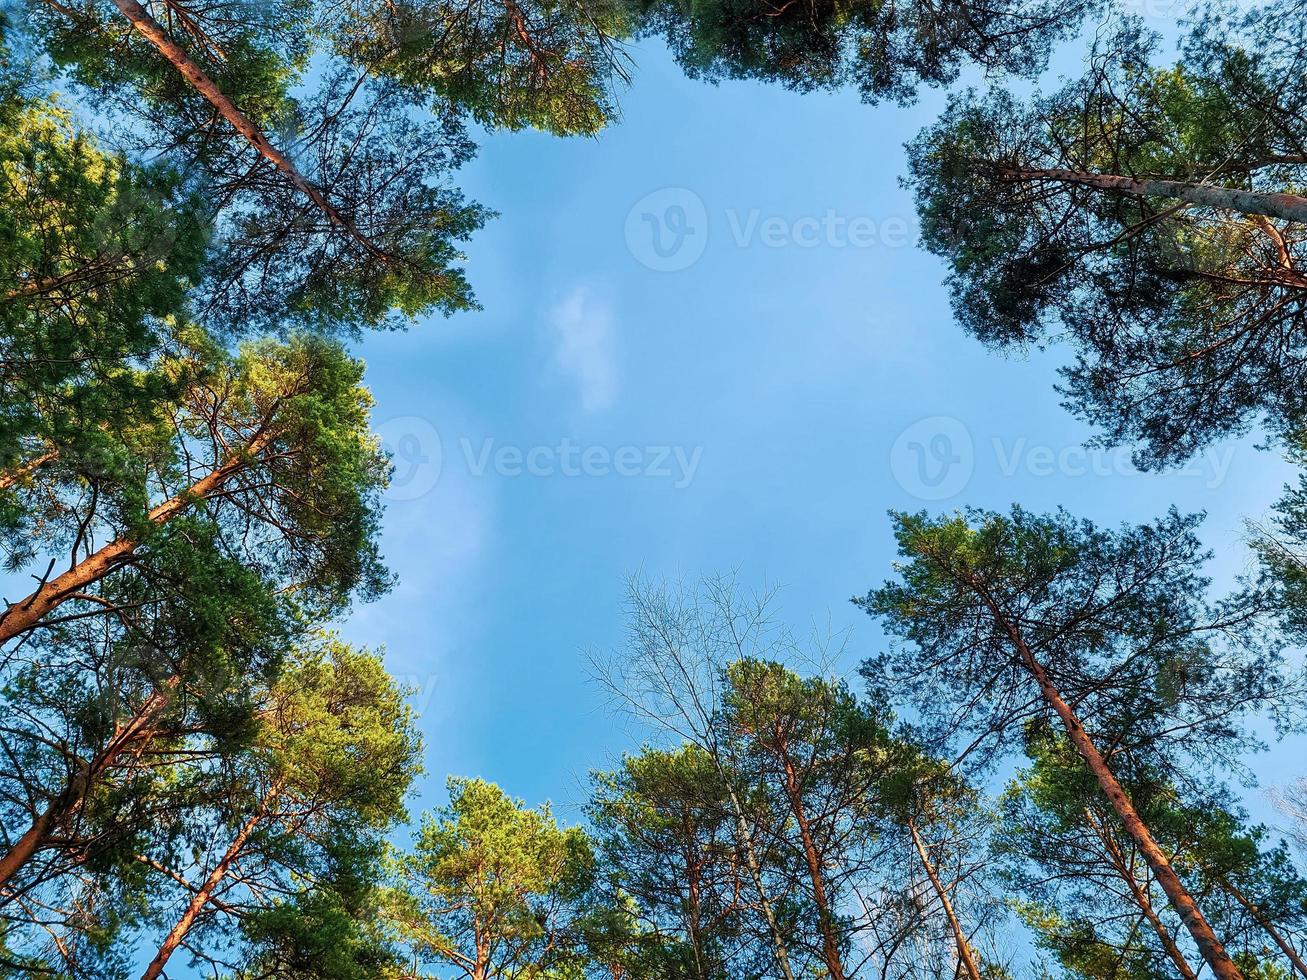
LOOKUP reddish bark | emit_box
[103,0,395,263]
[139,782,281,980]
[976,584,1245,980]
[0,680,177,891]
[775,739,847,980]
[1083,807,1198,980]
[907,818,983,980]
[0,430,271,645]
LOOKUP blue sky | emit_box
[6,9,1299,973]
[343,25,1305,838]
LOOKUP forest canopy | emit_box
[3,0,1307,976]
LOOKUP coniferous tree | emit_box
[908,9,1307,466]
[0,91,208,498]
[0,334,389,650]
[631,0,1095,105]
[999,727,1307,978]
[718,658,893,980]
[859,506,1304,980]
[593,576,804,980]
[134,638,421,980]
[873,741,1001,980]
[997,731,1207,979]
[589,745,757,980]
[596,575,1010,979]
[388,777,599,980]
[0,336,389,924]
[9,0,631,335]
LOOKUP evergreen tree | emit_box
[589,745,756,980]
[999,728,1307,978]
[908,10,1307,466]
[631,0,1094,105]
[0,335,390,954]
[597,575,1008,978]
[717,658,891,980]
[0,90,207,496]
[874,741,999,980]
[388,777,599,980]
[135,638,421,980]
[859,506,1303,980]
[10,0,632,334]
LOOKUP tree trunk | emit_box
[1084,807,1198,980]
[1001,167,1307,224]
[98,0,395,263]
[139,784,278,980]
[988,601,1244,980]
[777,745,846,980]
[0,430,270,645]
[1224,881,1307,977]
[4,254,137,303]
[721,780,797,980]
[907,818,983,980]
[0,449,59,491]
[0,680,176,894]
[685,847,709,980]
[472,921,490,980]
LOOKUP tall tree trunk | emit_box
[0,680,176,894]
[0,449,59,491]
[96,0,395,263]
[981,592,1244,980]
[906,818,983,980]
[139,783,279,980]
[1084,807,1199,980]
[1000,167,1307,224]
[721,779,797,980]
[1223,881,1307,977]
[777,745,846,980]
[684,849,709,980]
[472,921,490,980]
[0,429,270,645]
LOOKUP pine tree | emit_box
[0,336,390,940]
[908,10,1307,466]
[589,745,756,980]
[859,506,1303,980]
[718,659,892,980]
[388,777,599,979]
[631,0,1095,105]
[135,639,421,980]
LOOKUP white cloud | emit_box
[549,287,618,412]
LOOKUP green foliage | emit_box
[7,0,639,334]
[132,638,422,977]
[998,728,1307,979]
[717,658,892,973]
[908,11,1307,466]
[22,0,484,331]
[859,506,1294,773]
[389,777,599,978]
[996,733,1194,979]
[340,0,631,136]
[1253,441,1307,641]
[0,93,208,520]
[7,0,1307,970]
[632,0,1095,104]
[236,880,404,980]
[0,335,395,969]
[589,744,750,979]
